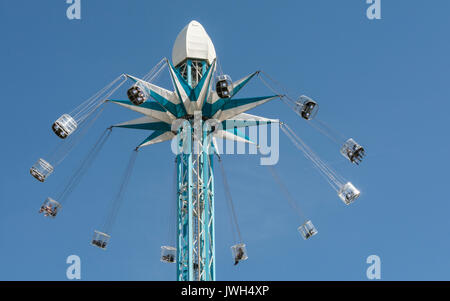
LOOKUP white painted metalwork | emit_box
[172,20,216,67]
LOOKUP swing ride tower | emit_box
[110,21,279,281]
[31,20,366,282]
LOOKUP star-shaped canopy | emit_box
[109,60,279,149]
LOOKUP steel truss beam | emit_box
[176,119,215,281]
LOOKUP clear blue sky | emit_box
[1,0,450,280]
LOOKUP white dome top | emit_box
[172,20,216,66]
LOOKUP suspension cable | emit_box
[280,123,346,192]
[283,123,345,189]
[307,119,342,145]
[56,127,112,204]
[167,157,177,246]
[142,57,168,83]
[50,106,106,167]
[217,156,243,243]
[282,126,338,191]
[258,70,296,103]
[103,149,139,233]
[309,118,347,145]
[71,74,127,123]
[216,55,224,76]
[267,165,306,221]
[284,123,345,185]
[258,70,349,146]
